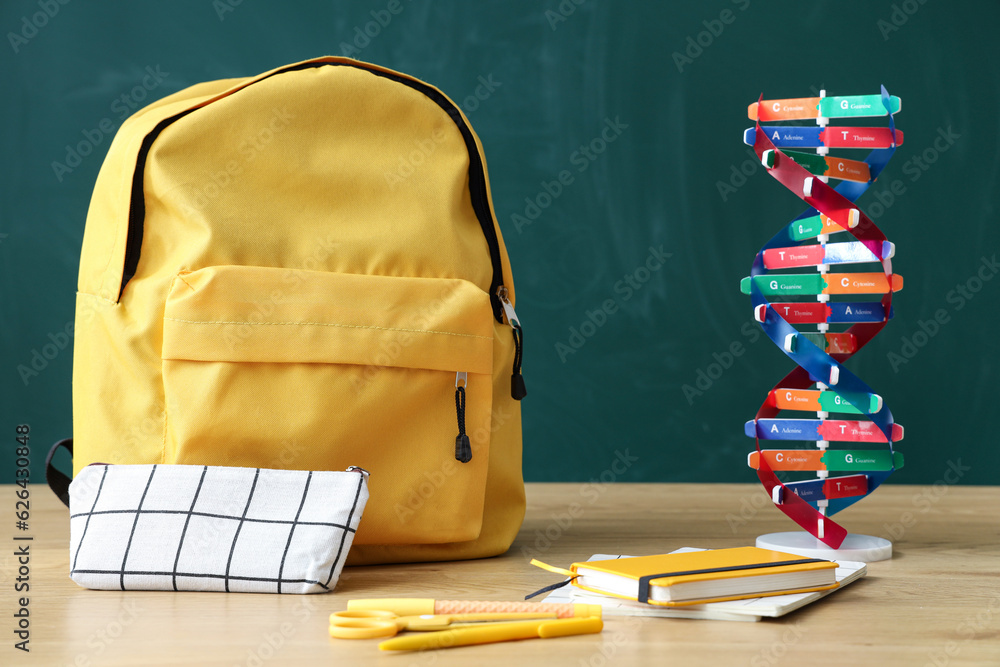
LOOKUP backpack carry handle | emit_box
[46,438,73,508]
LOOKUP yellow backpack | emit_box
[55,57,526,564]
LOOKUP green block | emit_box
[740,274,825,296]
[820,95,902,118]
[821,450,904,471]
[817,390,881,415]
[799,333,828,351]
[789,214,825,241]
[783,150,828,176]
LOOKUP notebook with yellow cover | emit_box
[568,547,838,607]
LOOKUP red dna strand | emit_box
[741,88,904,549]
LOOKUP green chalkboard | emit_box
[2,1,997,491]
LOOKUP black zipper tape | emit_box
[117,61,507,321]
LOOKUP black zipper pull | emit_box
[454,372,472,463]
[498,287,527,400]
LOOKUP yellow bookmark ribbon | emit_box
[529,559,576,577]
[525,560,579,600]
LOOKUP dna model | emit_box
[741,88,904,554]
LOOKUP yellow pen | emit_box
[377,616,604,651]
[347,598,601,619]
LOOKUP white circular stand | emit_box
[756,531,892,562]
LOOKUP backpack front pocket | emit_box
[160,265,495,545]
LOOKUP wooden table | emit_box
[4,483,999,666]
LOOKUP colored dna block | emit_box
[741,273,903,296]
[780,475,869,503]
[788,332,857,354]
[767,388,883,414]
[760,149,872,183]
[788,213,855,241]
[762,241,894,269]
[745,419,904,442]
[748,94,901,121]
[747,450,904,472]
[757,302,893,324]
[744,126,903,150]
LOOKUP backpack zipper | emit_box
[452,284,524,461]
[117,60,509,322]
[497,287,526,400]
[454,372,472,462]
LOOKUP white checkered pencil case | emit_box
[68,464,369,594]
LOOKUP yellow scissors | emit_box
[328,609,558,640]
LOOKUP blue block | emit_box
[828,302,892,323]
[782,478,825,503]
[744,126,823,148]
[746,419,822,440]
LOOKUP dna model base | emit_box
[757,531,891,563]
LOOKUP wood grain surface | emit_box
[3,482,998,666]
